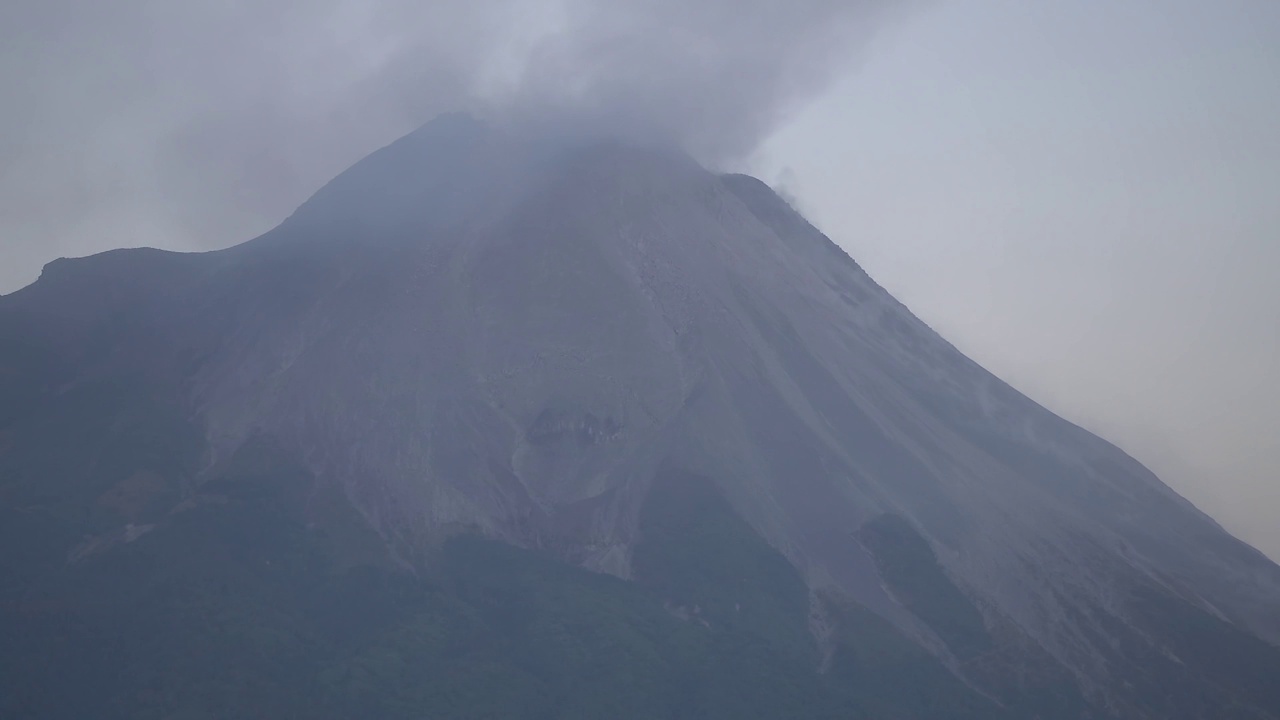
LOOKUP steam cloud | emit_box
[0,0,904,292]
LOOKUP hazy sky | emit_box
[755,0,1280,559]
[1,1,1277,557]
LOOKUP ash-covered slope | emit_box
[2,113,1279,719]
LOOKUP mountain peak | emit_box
[279,112,713,248]
[409,109,488,137]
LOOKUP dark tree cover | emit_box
[1,437,1008,719]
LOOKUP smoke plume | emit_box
[0,0,904,291]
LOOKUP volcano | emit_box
[2,113,1278,719]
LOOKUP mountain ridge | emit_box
[2,112,1279,718]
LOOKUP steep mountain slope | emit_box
[2,113,1278,719]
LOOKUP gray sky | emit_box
[755,0,1280,559]
[2,1,1277,557]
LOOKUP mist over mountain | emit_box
[2,114,1278,719]
[0,0,908,293]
